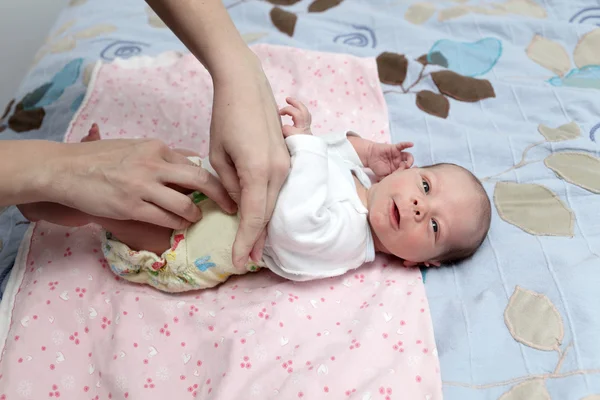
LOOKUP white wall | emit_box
[0,0,68,107]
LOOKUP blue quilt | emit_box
[1,0,599,398]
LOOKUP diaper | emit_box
[101,157,264,292]
[101,197,264,292]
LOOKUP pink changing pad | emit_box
[0,44,442,400]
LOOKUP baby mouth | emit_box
[391,200,400,229]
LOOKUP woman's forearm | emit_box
[146,0,290,264]
[145,0,259,81]
[0,140,64,207]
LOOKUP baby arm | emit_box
[272,98,374,276]
[347,135,414,178]
[280,98,414,179]
[279,97,313,137]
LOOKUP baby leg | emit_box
[19,201,172,254]
[18,202,93,227]
[94,217,171,255]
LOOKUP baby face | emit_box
[367,164,484,265]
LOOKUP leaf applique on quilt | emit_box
[376,53,408,86]
[545,152,600,194]
[493,182,574,237]
[527,29,600,90]
[505,286,564,351]
[415,91,449,118]
[499,379,551,400]
[538,121,580,141]
[270,7,297,37]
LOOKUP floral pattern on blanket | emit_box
[484,120,600,399]
[0,59,83,133]
[375,51,496,119]
[448,119,600,398]
[404,0,547,25]
[31,19,117,67]
[0,222,440,399]
[526,29,600,90]
[425,38,503,77]
[1,1,600,400]
[484,121,600,237]
[445,285,600,399]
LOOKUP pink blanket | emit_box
[0,45,442,400]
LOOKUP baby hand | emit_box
[279,97,312,137]
[367,142,414,178]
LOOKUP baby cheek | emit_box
[401,232,421,248]
[369,208,386,230]
[398,231,430,260]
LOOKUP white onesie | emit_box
[262,131,376,281]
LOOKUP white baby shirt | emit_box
[202,131,375,282]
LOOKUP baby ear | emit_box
[423,261,441,268]
[404,260,441,268]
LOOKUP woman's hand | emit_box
[209,57,291,268]
[42,138,237,230]
[146,0,292,268]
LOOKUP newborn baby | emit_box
[22,98,491,292]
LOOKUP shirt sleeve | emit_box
[318,130,364,168]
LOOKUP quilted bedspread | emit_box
[1,0,599,398]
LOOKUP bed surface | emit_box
[1,0,599,398]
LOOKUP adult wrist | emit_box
[208,47,264,88]
[32,142,74,205]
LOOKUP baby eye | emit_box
[422,179,430,193]
[431,219,438,233]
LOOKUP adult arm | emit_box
[1,138,236,230]
[146,0,291,268]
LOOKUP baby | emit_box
[20,98,491,292]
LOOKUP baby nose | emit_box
[412,198,429,221]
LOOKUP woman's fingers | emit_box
[143,183,202,225]
[233,175,269,269]
[249,170,287,260]
[164,148,238,213]
[172,148,201,158]
[134,201,192,230]
[250,229,267,262]
[162,147,201,166]
[157,162,237,215]
[210,150,243,205]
